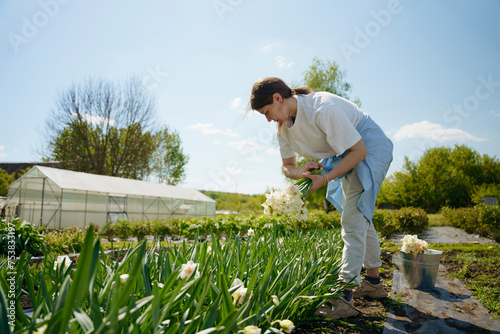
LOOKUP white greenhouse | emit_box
[6,166,216,229]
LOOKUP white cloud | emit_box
[266,147,278,154]
[227,139,258,150]
[71,113,115,126]
[261,44,273,53]
[393,121,487,142]
[260,43,283,53]
[274,56,293,69]
[213,140,220,145]
[230,97,242,109]
[216,166,243,175]
[0,145,6,158]
[187,123,239,137]
[490,110,500,117]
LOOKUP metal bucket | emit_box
[400,249,442,290]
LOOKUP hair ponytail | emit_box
[250,77,313,111]
[292,87,314,95]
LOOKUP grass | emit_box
[431,243,500,319]
[427,213,446,227]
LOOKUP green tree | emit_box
[301,57,361,106]
[43,77,188,183]
[0,168,29,197]
[150,126,189,185]
[51,122,156,179]
[384,145,500,212]
[0,168,15,197]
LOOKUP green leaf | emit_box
[0,279,12,334]
[50,226,100,333]
[73,307,95,333]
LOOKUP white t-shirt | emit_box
[278,92,363,160]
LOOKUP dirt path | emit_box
[387,226,498,245]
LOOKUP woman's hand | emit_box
[301,161,325,192]
[301,160,324,174]
[302,171,327,192]
[282,157,324,180]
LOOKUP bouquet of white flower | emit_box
[401,234,429,254]
[262,184,308,221]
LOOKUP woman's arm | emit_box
[304,139,367,192]
[282,156,324,180]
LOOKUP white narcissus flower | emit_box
[294,295,315,302]
[271,295,280,306]
[53,255,71,271]
[262,203,272,215]
[294,211,308,222]
[247,228,255,236]
[207,246,212,254]
[179,260,200,279]
[243,325,262,334]
[120,274,129,283]
[232,284,248,305]
[33,324,48,334]
[279,319,295,333]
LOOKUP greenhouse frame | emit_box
[6,166,216,229]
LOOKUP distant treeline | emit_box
[200,190,266,214]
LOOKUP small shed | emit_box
[7,166,216,229]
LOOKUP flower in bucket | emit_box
[401,234,429,254]
[262,184,308,221]
[178,260,200,280]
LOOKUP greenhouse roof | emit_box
[32,166,215,203]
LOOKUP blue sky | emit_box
[1,0,499,194]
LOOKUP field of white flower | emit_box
[1,226,345,333]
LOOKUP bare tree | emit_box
[42,77,158,179]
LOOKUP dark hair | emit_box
[250,77,313,111]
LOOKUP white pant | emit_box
[338,168,382,285]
